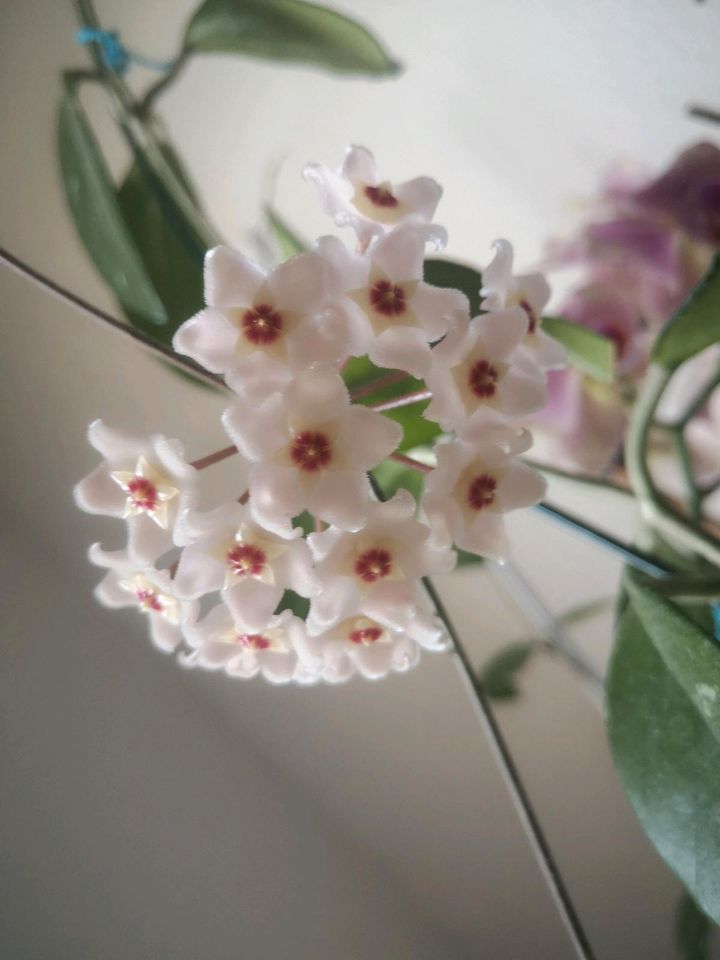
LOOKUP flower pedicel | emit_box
[75,145,562,684]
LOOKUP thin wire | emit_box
[0,245,225,392]
[368,476,597,958]
[422,576,598,960]
[535,501,670,578]
[492,560,604,702]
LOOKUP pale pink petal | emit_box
[204,245,265,309]
[497,463,546,511]
[172,307,238,373]
[87,420,145,460]
[249,463,304,538]
[268,252,327,313]
[173,543,225,598]
[474,308,528,359]
[307,470,369,531]
[395,177,443,222]
[361,581,415,631]
[370,327,433,378]
[224,352,292,403]
[496,367,548,418]
[337,406,402,469]
[372,226,427,280]
[222,395,287,461]
[149,616,182,654]
[292,364,350,422]
[95,571,134,608]
[224,578,282,633]
[127,515,173,567]
[411,282,469,339]
[74,465,124,516]
[307,577,358,633]
[341,145,380,184]
[354,642,394,679]
[258,651,297,684]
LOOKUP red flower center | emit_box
[241,304,283,345]
[135,588,163,613]
[467,474,497,511]
[519,299,538,334]
[468,359,499,398]
[126,476,159,513]
[369,279,406,317]
[354,548,393,583]
[364,185,398,209]
[349,626,383,645]
[226,543,266,577]
[235,633,271,651]
[290,431,333,472]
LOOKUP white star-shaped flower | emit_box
[481,239,566,371]
[222,364,401,537]
[423,424,546,561]
[304,145,443,247]
[89,544,196,654]
[173,245,344,403]
[180,605,317,685]
[172,502,317,632]
[302,606,446,683]
[74,421,197,565]
[425,311,547,430]
[317,225,469,378]
[306,490,454,634]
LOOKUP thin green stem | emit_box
[137,52,189,118]
[626,363,720,567]
[74,0,219,251]
[523,459,633,498]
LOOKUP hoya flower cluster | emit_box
[75,146,559,685]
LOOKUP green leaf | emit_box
[372,458,423,503]
[455,548,485,567]
[57,80,166,327]
[384,399,441,452]
[117,154,205,344]
[653,254,720,370]
[424,258,482,316]
[274,588,310,620]
[676,892,711,960]
[341,356,441,451]
[184,0,400,75]
[542,315,615,383]
[265,205,307,258]
[480,641,539,700]
[607,570,720,923]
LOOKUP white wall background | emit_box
[2,0,720,957]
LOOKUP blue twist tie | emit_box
[76,28,170,74]
[713,603,720,643]
[76,27,130,73]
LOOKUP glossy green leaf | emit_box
[455,548,485,567]
[607,571,720,923]
[676,893,712,960]
[542,315,615,383]
[372,458,423,503]
[480,641,539,700]
[653,255,720,370]
[384,399,441,452]
[184,0,400,75]
[341,357,441,451]
[117,154,205,344]
[424,258,482,316]
[275,588,310,620]
[265,205,306,258]
[57,80,166,327]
